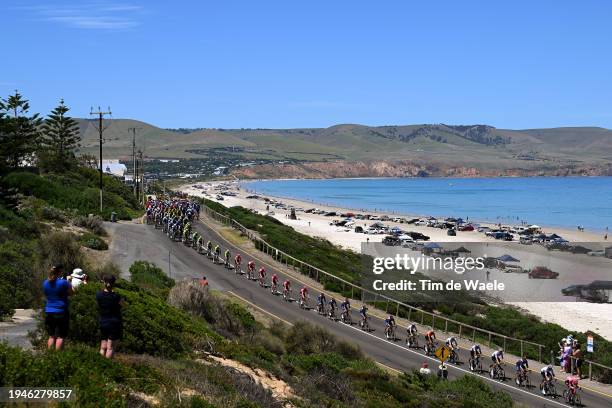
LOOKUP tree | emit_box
[39,99,81,172]
[0,91,42,168]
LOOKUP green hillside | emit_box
[75,119,612,176]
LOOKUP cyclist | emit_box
[540,365,555,392]
[491,349,504,370]
[191,231,199,247]
[470,344,482,370]
[299,286,309,308]
[424,329,436,351]
[196,234,203,251]
[328,297,338,319]
[445,336,458,351]
[283,280,291,300]
[384,314,396,339]
[470,344,482,361]
[515,356,529,384]
[406,323,418,346]
[340,298,351,322]
[271,273,279,293]
[234,253,242,273]
[564,375,579,399]
[317,292,327,314]
[258,267,267,286]
[206,240,213,256]
[214,245,221,263]
[247,260,255,280]
[224,249,231,268]
[359,305,368,328]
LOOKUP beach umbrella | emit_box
[497,254,520,262]
[454,246,471,253]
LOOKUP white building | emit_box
[102,160,127,177]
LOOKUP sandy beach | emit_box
[182,180,612,339]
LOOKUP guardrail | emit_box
[200,203,612,381]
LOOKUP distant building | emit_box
[102,160,127,177]
[159,159,180,163]
[213,166,228,176]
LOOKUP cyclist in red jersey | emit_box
[271,274,279,293]
[247,261,255,279]
[283,280,291,300]
[299,286,309,308]
[258,267,266,286]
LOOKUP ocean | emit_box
[244,177,612,231]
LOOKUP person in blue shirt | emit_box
[43,264,74,350]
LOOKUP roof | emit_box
[586,281,612,290]
[497,254,520,262]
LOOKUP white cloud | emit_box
[18,2,143,30]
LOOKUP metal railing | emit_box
[200,203,612,381]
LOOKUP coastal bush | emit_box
[38,231,85,275]
[169,281,256,338]
[37,280,221,358]
[73,214,107,236]
[0,343,162,407]
[2,170,140,220]
[129,260,174,297]
[79,232,108,250]
[0,240,41,316]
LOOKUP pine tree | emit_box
[0,91,42,168]
[39,99,81,172]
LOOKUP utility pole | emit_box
[128,127,141,197]
[90,106,112,212]
[138,150,145,206]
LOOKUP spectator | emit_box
[419,362,431,375]
[199,275,209,289]
[572,344,584,378]
[43,264,74,350]
[437,363,448,380]
[96,275,125,359]
[69,268,87,289]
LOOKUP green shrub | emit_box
[79,232,108,250]
[285,321,362,360]
[53,281,220,358]
[0,343,162,407]
[129,261,174,294]
[0,240,40,316]
[38,231,85,275]
[2,171,140,220]
[73,214,107,236]
[169,281,256,338]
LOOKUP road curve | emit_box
[107,219,612,408]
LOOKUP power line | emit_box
[90,106,112,213]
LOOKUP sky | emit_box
[2,0,612,129]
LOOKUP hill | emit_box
[76,119,612,177]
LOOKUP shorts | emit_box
[45,312,69,338]
[575,359,583,368]
[100,320,123,341]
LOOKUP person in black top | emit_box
[96,275,125,358]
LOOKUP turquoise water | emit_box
[244,177,612,231]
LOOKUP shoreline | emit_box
[237,181,607,240]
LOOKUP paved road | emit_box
[0,309,37,349]
[107,220,612,408]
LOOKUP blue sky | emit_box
[2,1,612,129]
